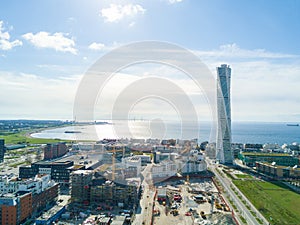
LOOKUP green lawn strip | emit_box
[9,161,29,168]
[233,180,300,225]
[240,216,247,224]
[0,130,73,145]
[4,156,20,159]
[235,174,252,179]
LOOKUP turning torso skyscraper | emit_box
[216,64,233,164]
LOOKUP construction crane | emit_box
[186,155,190,184]
[106,144,125,181]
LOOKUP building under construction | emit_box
[71,170,93,205]
[90,178,139,208]
[70,170,139,208]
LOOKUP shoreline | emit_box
[26,122,300,145]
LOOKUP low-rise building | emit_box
[205,143,216,159]
[151,160,177,179]
[0,176,18,194]
[263,143,281,152]
[18,174,56,194]
[179,160,207,174]
[43,142,68,160]
[0,174,59,217]
[122,156,141,176]
[90,178,139,208]
[35,196,69,225]
[256,162,300,179]
[71,170,93,205]
[19,161,75,185]
[238,152,299,167]
[0,191,32,225]
[243,143,263,152]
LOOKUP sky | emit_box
[0,0,300,122]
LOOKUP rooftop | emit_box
[242,152,292,157]
[67,164,85,170]
[72,170,93,175]
[257,162,300,171]
[35,196,69,221]
[34,160,73,166]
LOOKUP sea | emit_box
[30,121,300,145]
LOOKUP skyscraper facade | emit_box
[216,64,233,164]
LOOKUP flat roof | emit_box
[72,170,93,175]
[67,164,85,170]
[257,162,300,171]
[111,216,126,225]
[242,152,291,157]
[157,188,167,196]
[36,196,69,221]
[34,160,73,166]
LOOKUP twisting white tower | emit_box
[216,64,233,164]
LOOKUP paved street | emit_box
[207,159,268,225]
[132,164,155,225]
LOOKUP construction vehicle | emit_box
[215,203,222,210]
[170,209,178,216]
[185,212,192,216]
[173,194,182,202]
[200,211,207,219]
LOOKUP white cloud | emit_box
[0,21,22,50]
[91,46,300,122]
[168,0,184,4]
[22,31,77,54]
[195,43,296,59]
[100,4,145,23]
[129,22,136,27]
[88,41,121,52]
[1,42,300,122]
[191,44,300,121]
[88,42,105,51]
[0,71,81,119]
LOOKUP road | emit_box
[207,159,268,225]
[132,164,155,225]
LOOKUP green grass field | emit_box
[0,131,70,144]
[235,173,253,179]
[233,180,300,225]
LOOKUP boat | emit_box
[287,124,299,126]
[64,130,82,133]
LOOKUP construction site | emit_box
[152,178,236,225]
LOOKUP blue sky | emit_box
[0,0,300,122]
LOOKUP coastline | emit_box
[27,122,300,145]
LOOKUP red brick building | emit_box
[43,142,68,160]
[32,183,59,213]
[0,191,32,225]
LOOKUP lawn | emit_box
[233,180,300,225]
[0,131,70,144]
[235,174,252,179]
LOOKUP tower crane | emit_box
[105,144,125,181]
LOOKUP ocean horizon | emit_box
[30,121,300,145]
